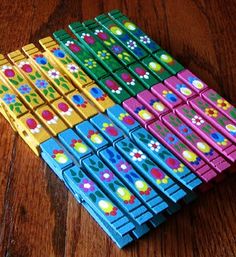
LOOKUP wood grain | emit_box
[0,0,235,256]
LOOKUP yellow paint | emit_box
[22,44,75,95]
[83,84,114,112]
[39,37,93,89]
[51,98,83,127]
[66,90,98,119]
[17,112,51,155]
[35,105,67,136]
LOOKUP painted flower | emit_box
[140,35,151,44]
[118,113,135,125]
[182,150,201,165]
[26,118,42,134]
[148,140,161,152]
[35,79,48,89]
[105,79,122,94]
[179,124,192,136]
[52,149,68,164]
[217,99,230,110]
[225,124,236,136]
[135,180,151,195]
[130,149,146,162]
[90,87,107,101]
[18,84,31,94]
[72,94,87,108]
[196,142,214,156]
[34,54,47,65]
[88,130,103,144]
[84,58,97,69]
[164,133,179,145]
[102,123,118,136]
[116,187,135,204]
[79,178,95,192]
[100,170,114,182]
[163,90,178,103]
[188,77,204,89]
[160,54,174,64]
[81,33,95,44]
[127,40,137,49]
[176,84,192,96]
[42,110,58,124]
[148,62,163,73]
[121,73,135,85]
[135,67,150,79]
[97,50,110,60]
[67,63,79,73]
[58,102,73,116]
[18,61,33,73]
[98,200,118,216]
[166,158,184,172]
[3,94,16,104]
[1,65,15,77]
[70,139,88,153]
[124,21,136,31]
[191,115,204,126]
[111,45,123,54]
[150,99,165,112]
[65,41,81,52]
[110,25,123,36]
[94,29,109,40]
[51,48,65,58]
[205,108,218,118]
[116,160,132,173]
[48,69,60,79]
[134,106,153,120]
[151,168,169,184]
[210,132,228,146]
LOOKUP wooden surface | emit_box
[0,0,236,256]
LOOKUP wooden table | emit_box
[0,1,235,256]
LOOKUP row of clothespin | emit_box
[0,9,235,248]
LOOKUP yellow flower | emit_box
[205,108,218,118]
[217,99,231,110]
[84,58,97,69]
[156,175,169,184]
[97,50,110,60]
[174,163,184,173]
[217,138,228,146]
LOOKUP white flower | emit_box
[65,41,74,46]
[126,78,135,86]
[94,29,103,35]
[67,64,79,73]
[1,65,12,72]
[60,108,73,116]
[111,87,122,94]
[48,69,60,79]
[127,40,137,50]
[191,115,204,126]
[81,33,90,39]
[30,124,41,134]
[47,115,59,125]
[18,61,30,68]
[148,140,161,152]
[130,149,146,162]
[140,35,151,44]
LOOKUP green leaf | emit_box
[70,169,76,176]
[108,183,116,192]
[145,159,154,166]
[89,193,96,203]
[73,177,81,183]
[48,87,55,93]
[15,107,21,113]
[95,191,103,198]
[142,163,148,171]
[2,86,8,92]
[89,158,96,165]
[230,109,236,119]
[29,74,36,80]
[17,75,23,82]
[32,98,39,104]
[9,79,18,85]
[9,104,14,111]
[0,90,3,94]
[49,93,55,99]
[54,78,60,85]
[98,161,104,169]
[61,83,70,90]
[25,95,31,102]
[35,71,41,78]
[78,170,84,178]
[43,89,48,96]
